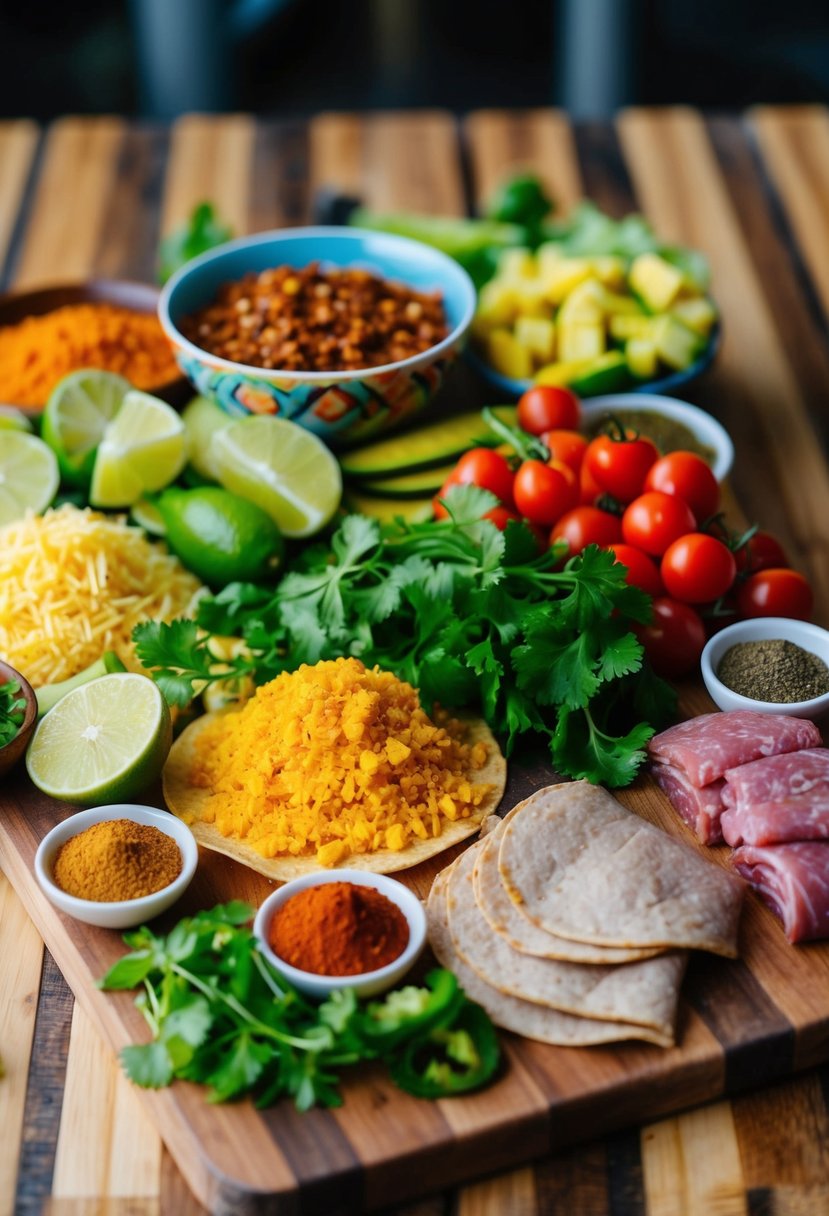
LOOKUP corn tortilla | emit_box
[498,782,743,956]
[428,864,674,1048]
[447,845,685,1039]
[163,710,506,880]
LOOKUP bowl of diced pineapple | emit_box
[468,246,719,399]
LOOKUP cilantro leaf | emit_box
[206,1032,273,1103]
[121,1041,174,1088]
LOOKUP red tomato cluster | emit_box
[433,387,812,679]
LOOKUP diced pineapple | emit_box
[514,316,556,363]
[511,279,553,317]
[602,290,645,317]
[609,315,656,341]
[590,255,626,288]
[536,242,564,279]
[629,253,685,312]
[557,320,606,363]
[497,247,537,281]
[558,278,605,323]
[626,338,659,380]
[474,279,520,332]
[487,328,533,380]
[671,296,718,337]
[540,257,594,303]
[535,358,595,387]
[651,316,702,370]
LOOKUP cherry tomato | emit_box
[585,432,659,503]
[550,507,622,554]
[513,459,578,527]
[737,568,813,621]
[622,491,697,557]
[517,385,581,435]
[644,451,720,524]
[636,596,707,678]
[579,457,604,506]
[738,529,789,573]
[606,542,664,597]
[542,429,588,475]
[451,447,515,505]
[661,533,737,603]
[482,505,521,530]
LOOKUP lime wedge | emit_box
[42,370,131,489]
[210,416,342,538]
[130,498,167,536]
[182,394,229,481]
[90,391,187,508]
[26,672,172,806]
[0,432,60,525]
[0,405,33,432]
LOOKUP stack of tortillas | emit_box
[427,781,744,1048]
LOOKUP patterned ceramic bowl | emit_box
[158,227,476,449]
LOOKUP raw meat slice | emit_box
[722,748,829,811]
[733,842,829,942]
[497,781,744,956]
[721,795,829,847]
[648,711,821,788]
[651,762,726,844]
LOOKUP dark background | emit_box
[2,0,829,121]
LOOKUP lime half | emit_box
[155,485,285,585]
[210,415,342,538]
[0,432,60,526]
[90,391,187,508]
[42,370,131,489]
[26,672,172,806]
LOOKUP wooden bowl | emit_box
[0,280,188,409]
[0,661,37,778]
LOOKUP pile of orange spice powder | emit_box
[269,882,409,976]
[0,303,180,407]
[186,657,493,865]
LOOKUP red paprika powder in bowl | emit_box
[253,869,427,999]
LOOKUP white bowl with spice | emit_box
[254,869,427,999]
[701,617,829,720]
[35,803,199,929]
[581,394,734,481]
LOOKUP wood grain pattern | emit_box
[13,117,124,289]
[0,120,38,284]
[160,114,255,239]
[3,107,829,1216]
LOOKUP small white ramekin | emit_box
[701,616,829,720]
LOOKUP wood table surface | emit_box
[3,105,829,1216]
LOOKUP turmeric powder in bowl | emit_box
[163,657,507,880]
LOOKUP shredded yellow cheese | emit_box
[0,505,203,686]
[188,657,492,865]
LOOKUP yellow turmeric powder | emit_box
[52,819,182,901]
[187,657,493,866]
[0,304,180,408]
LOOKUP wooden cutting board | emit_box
[3,684,829,1216]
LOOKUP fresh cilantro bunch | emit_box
[157,202,232,284]
[99,902,498,1109]
[134,486,675,786]
[0,679,27,747]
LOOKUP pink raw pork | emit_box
[733,842,829,942]
[722,795,829,847]
[649,712,821,788]
[651,763,726,845]
[722,748,829,810]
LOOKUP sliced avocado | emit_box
[342,491,435,525]
[339,409,517,479]
[356,463,457,500]
[36,651,127,718]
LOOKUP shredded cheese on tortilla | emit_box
[187,657,492,865]
[0,505,203,686]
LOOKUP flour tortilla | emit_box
[162,710,507,880]
[447,845,684,1040]
[473,823,661,965]
[498,782,744,957]
[427,865,673,1048]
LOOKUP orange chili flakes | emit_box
[0,304,180,408]
[179,261,449,372]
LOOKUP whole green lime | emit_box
[155,486,285,586]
